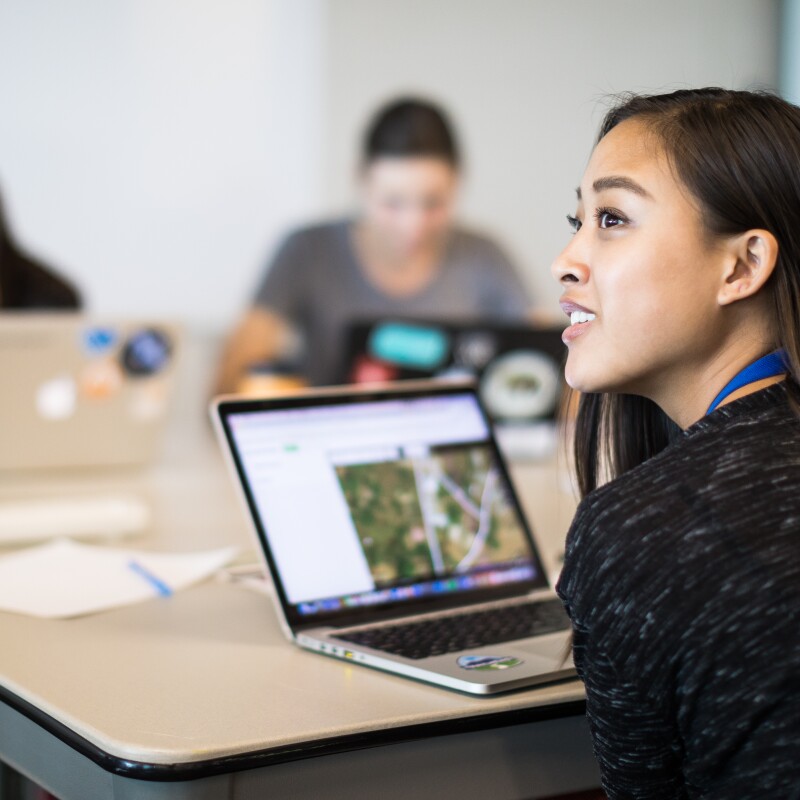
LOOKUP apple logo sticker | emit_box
[36,375,77,420]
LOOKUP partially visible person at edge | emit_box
[214,97,534,393]
[0,188,81,309]
[552,88,800,798]
[0,187,78,800]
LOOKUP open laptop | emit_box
[341,319,566,459]
[0,313,179,470]
[213,381,574,695]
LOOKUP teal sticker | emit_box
[457,655,524,671]
[368,323,448,370]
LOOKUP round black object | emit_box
[120,328,172,377]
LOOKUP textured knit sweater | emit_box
[557,383,800,799]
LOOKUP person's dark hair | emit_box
[0,187,81,309]
[362,98,460,168]
[571,88,800,498]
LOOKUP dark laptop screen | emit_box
[221,387,548,627]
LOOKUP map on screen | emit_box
[335,443,529,588]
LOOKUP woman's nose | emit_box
[551,237,589,286]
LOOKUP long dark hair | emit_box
[362,98,460,168]
[0,187,81,309]
[573,88,800,498]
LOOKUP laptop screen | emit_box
[220,386,548,627]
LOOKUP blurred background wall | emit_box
[0,0,326,324]
[0,0,784,327]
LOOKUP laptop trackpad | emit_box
[510,633,572,665]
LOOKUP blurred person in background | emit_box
[214,97,533,393]
[0,187,81,310]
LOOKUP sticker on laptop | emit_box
[457,655,524,671]
[129,379,168,420]
[36,375,77,420]
[367,322,448,370]
[120,329,172,377]
[82,326,118,355]
[81,360,123,400]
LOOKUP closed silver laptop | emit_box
[0,313,179,470]
[213,381,574,695]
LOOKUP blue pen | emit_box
[127,560,173,597]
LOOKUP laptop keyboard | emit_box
[334,598,570,660]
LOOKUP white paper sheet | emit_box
[0,539,238,618]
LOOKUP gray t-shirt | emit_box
[253,218,531,386]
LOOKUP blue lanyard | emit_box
[706,350,788,415]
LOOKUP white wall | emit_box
[0,1,780,326]
[781,0,800,103]
[323,0,779,312]
[0,0,326,326]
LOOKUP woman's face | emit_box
[552,118,729,406]
[360,157,458,258]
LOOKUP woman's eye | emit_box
[566,214,582,233]
[595,208,626,229]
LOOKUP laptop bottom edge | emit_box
[296,630,576,696]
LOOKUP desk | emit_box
[0,332,597,799]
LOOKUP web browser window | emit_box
[227,393,539,615]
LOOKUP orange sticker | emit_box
[81,361,123,400]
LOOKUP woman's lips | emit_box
[562,320,592,344]
[559,300,594,315]
[559,300,596,345]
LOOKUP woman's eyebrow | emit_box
[576,176,652,201]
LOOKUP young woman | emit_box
[215,97,532,393]
[552,88,800,798]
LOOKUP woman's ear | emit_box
[718,230,778,306]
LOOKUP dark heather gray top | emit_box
[557,383,800,799]
[252,219,531,386]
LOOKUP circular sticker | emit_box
[453,332,498,370]
[480,350,560,420]
[457,655,524,671]
[120,329,172,377]
[36,375,77,421]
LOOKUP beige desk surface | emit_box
[0,332,583,772]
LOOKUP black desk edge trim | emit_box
[0,683,585,783]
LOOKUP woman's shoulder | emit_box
[279,218,351,249]
[558,445,686,621]
[266,219,353,277]
[560,383,800,616]
[445,227,528,305]
[447,225,510,261]
[576,383,798,521]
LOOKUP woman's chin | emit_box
[564,366,613,396]
[564,366,594,394]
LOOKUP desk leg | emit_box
[0,764,57,800]
[0,763,31,800]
